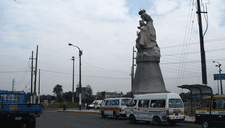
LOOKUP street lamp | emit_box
[71,56,75,102]
[69,43,82,110]
[213,61,223,95]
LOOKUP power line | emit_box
[163,47,225,57]
[0,71,30,73]
[161,37,225,49]
[82,61,130,74]
[41,69,130,80]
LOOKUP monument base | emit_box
[133,53,169,95]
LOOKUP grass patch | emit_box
[47,102,84,108]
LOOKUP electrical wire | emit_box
[176,0,195,93]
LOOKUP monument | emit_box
[132,9,169,94]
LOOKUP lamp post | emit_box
[71,56,75,102]
[213,61,223,95]
[68,43,82,110]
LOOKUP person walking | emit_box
[63,100,67,111]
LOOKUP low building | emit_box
[96,91,124,99]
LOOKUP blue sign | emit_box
[192,94,211,99]
[192,95,197,99]
[214,74,225,80]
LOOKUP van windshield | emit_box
[121,99,132,106]
[169,99,183,108]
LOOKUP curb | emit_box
[57,110,100,114]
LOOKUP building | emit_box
[96,91,124,99]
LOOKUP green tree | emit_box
[82,85,94,104]
[63,91,72,102]
[53,84,63,102]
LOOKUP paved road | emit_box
[35,110,202,128]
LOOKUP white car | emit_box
[88,100,102,109]
[87,103,95,109]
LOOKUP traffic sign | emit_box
[214,74,225,80]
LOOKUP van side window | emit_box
[200,98,210,108]
[213,98,225,109]
[129,100,137,106]
[105,100,109,106]
[107,100,112,106]
[138,100,149,107]
[102,100,106,106]
[111,100,119,106]
[150,100,165,108]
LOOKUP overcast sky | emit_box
[1,0,225,96]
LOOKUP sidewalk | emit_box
[57,109,99,114]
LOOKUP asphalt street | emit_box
[35,110,202,128]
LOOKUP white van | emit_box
[99,98,132,119]
[125,93,185,126]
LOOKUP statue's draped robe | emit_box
[139,21,157,48]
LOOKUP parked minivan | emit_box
[125,93,185,126]
[100,98,132,119]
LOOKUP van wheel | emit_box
[101,111,105,118]
[202,120,213,128]
[113,112,118,119]
[153,117,161,126]
[129,115,136,124]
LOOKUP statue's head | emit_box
[139,20,145,26]
[138,9,153,22]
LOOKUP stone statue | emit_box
[136,9,160,59]
[132,9,169,95]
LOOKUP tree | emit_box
[83,85,95,105]
[63,91,72,102]
[53,84,63,102]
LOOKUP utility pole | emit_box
[131,46,136,98]
[30,51,34,104]
[196,0,207,85]
[38,69,40,104]
[79,50,82,110]
[34,45,38,103]
[12,79,14,91]
[71,56,75,102]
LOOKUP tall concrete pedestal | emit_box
[132,48,169,95]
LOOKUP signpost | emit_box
[214,74,225,95]
[214,74,225,80]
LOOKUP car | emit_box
[87,100,103,109]
[87,103,95,109]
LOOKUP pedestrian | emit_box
[85,103,87,109]
[63,100,66,111]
